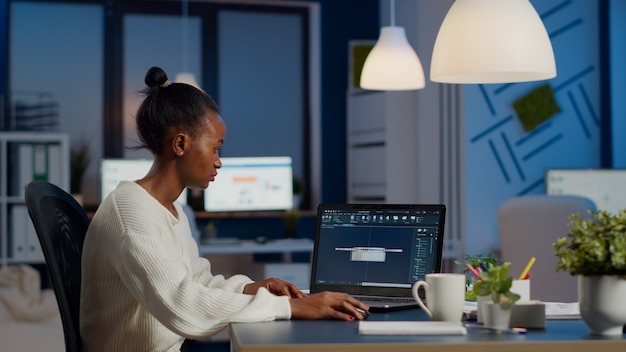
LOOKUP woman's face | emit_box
[181,111,226,189]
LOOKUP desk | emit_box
[229,308,626,352]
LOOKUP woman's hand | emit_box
[289,291,369,321]
[243,278,306,298]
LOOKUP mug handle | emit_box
[412,280,432,318]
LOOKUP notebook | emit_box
[309,203,446,312]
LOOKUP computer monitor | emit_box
[100,158,187,204]
[204,156,293,212]
[545,169,626,214]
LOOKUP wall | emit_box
[9,2,104,201]
[313,0,379,203]
[464,0,601,255]
[3,0,380,209]
[3,0,618,254]
[609,0,626,168]
[400,0,605,257]
[0,0,7,107]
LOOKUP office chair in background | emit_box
[498,194,596,303]
[25,181,90,352]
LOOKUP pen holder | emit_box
[511,279,531,301]
[477,280,531,324]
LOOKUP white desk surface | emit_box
[197,238,313,255]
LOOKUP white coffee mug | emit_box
[412,273,466,322]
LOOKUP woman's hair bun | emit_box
[144,66,169,89]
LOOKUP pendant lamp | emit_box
[174,0,200,88]
[360,0,425,90]
[430,0,556,84]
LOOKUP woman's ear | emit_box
[172,133,186,156]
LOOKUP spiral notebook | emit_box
[309,203,446,312]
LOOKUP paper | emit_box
[463,300,580,321]
[358,321,467,336]
[544,302,580,319]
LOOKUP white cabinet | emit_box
[346,91,419,203]
[0,132,70,267]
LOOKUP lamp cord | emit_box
[181,0,189,72]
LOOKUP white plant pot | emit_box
[482,301,513,331]
[578,275,626,336]
[476,295,491,324]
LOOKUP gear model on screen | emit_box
[335,247,403,262]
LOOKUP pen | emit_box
[518,257,536,280]
[465,263,483,281]
[464,324,527,334]
[479,262,489,272]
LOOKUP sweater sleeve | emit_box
[185,230,251,294]
[113,218,291,339]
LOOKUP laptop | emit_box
[309,203,446,312]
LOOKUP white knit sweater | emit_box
[80,181,291,352]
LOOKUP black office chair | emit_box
[25,181,90,352]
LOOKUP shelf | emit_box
[194,210,316,219]
[0,132,70,267]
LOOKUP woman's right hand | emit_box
[289,291,369,321]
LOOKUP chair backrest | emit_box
[498,194,596,302]
[25,181,90,352]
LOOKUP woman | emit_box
[80,67,368,352]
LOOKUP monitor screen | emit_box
[545,169,626,214]
[204,156,293,212]
[100,158,187,204]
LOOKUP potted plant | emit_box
[471,262,521,330]
[472,262,521,304]
[70,137,91,204]
[553,209,626,336]
[292,176,303,210]
[283,209,300,238]
[455,253,499,300]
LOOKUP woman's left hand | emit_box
[244,278,307,298]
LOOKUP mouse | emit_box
[356,308,370,319]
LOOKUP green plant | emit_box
[283,209,301,238]
[292,176,303,195]
[70,137,91,194]
[553,210,626,277]
[472,262,521,306]
[455,253,499,300]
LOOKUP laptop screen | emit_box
[310,204,446,298]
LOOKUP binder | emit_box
[17,143,60,196]
[10,205,28,260]
[18,143,33,197]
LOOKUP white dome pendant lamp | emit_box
[360,0,425,90]
[430,0,556,84]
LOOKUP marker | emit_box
[518,257,536,280]
[465,263,483,281]
[479,262,489,272]
[464,324,527,334]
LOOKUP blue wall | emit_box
[0,0,7,105]
[464,0,604,254]
[1,0,379,206]
[311,0,379,203]
[3,0,623,249]
[609,0,626,168]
